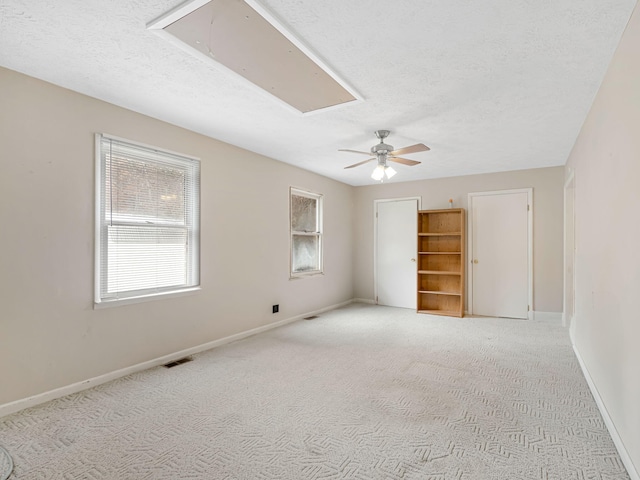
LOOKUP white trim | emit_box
[563,171,576,329]
[532,311,562,323]
[373,197,422,306]
[147,0,363,116]
[94,133,103,304]
[0,299,354,419]
[98,133,201,162]
[467,188,533,319]
[572,343,640,480]
[146,0,211,29]
[93,287,201,309]
[353,298,376,304]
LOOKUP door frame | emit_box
[467,188,533,319]
[373,197,422,305]
[563,171,576,330]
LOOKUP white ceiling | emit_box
[0,0,636,186]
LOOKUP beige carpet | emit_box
[0,304,630,479]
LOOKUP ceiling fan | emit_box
[340,130,430,181]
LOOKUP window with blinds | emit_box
[290,187,323,277]
[95,134,200,304]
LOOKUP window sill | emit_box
[94,287,201,309]
[290,271,324,280]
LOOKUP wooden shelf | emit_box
[418,290,461,296]
[418,251,461,255]
[418,309,461,317]
[417,209,465,317]
[418,270,461,275]
[418,232,462,237]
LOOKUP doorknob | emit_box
[411,258,416,262]
[473,259,478,264]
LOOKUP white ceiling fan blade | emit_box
[339,149,372,156]
[344,158,375,169]
[388,157,421,166]
[390,143,430,156]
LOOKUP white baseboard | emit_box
[0,299,354,419]
[352,298,376,304]
[572,343,639,480]
[533,311,563,323]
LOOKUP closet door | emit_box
[375,198,419,309]
[469,190,531,319]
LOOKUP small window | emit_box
[95,134,200,304]
[290,188,323,277]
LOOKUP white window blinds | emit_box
[96,134,200,303]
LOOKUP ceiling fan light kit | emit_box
[371,164,396,181]
[340,130,429,182]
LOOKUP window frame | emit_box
[289,187,323,278]
[94,133,201,307]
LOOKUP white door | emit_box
[375,199,418,309]
[470,191,530,319]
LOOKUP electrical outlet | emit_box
[272,304,279,314]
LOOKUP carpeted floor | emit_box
[0,304,630,479]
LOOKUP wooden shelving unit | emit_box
[417,208,466,317]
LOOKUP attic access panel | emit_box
[150,0,359,114]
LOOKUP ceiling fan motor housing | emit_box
[371,143,394,154]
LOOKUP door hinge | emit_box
[527,305,530,311]
[527,204,530,211]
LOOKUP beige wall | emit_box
[353,167,564,312]
[0,67,354,405]
[0,67,568,415]
[565,3,640,474]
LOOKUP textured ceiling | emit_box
[0,0,636,186]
